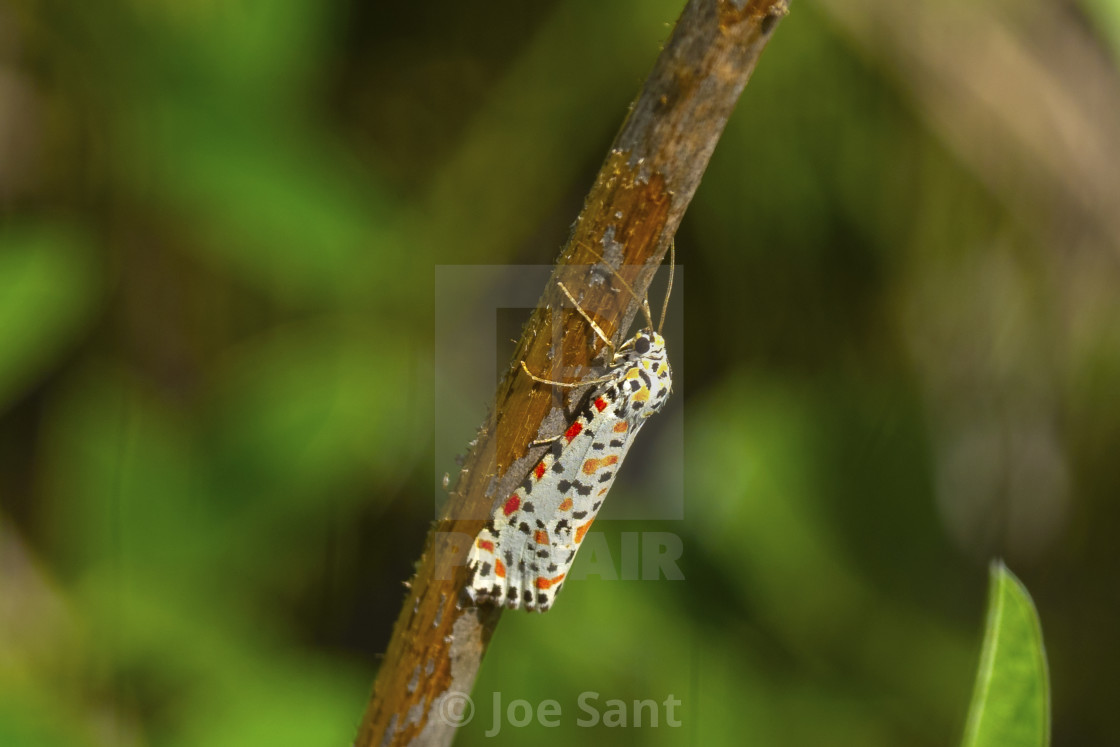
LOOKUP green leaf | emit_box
[961,562,1050,747]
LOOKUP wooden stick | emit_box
[355,1,789,744]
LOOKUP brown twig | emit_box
[354,1,789,744]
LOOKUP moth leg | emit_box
[528,431,563,447]
[519,360,615,388]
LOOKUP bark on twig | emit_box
[355,1,789,744]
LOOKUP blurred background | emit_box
[1,0,1118,744]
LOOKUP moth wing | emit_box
[467,380,651,612]
[524,418,646,611]
[466,408,599,611]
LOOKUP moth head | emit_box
[632,331,666,358]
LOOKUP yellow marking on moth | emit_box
[581,455,619,475]
[535,573,565,590]
[575,521,594,543]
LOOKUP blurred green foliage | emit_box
[0,0,1115,745]
[0,222,99,411]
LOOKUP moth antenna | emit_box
[638,288,656,331]
[658,240,675,334]
[576,241,661,330]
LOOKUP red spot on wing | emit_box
[534,462,547,480]
[558,497,573,511]
[477,539,494,552]
[495,559,507,578]
[564,421,583,442]
[534,530,549,545]
[503,494,521,515]
[594,397,609,412]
